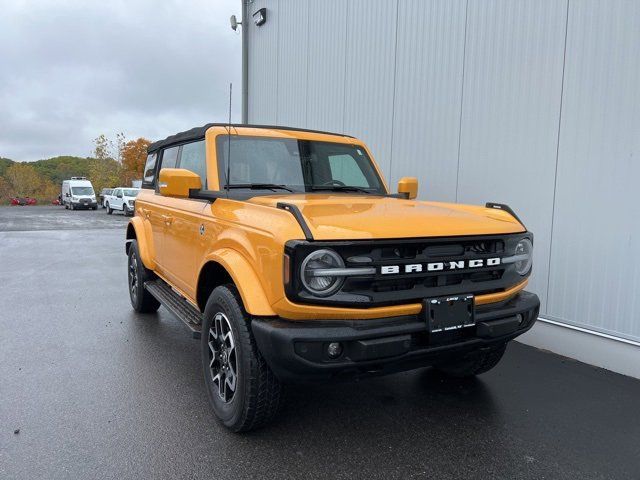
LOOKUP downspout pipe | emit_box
[241,0,249,124]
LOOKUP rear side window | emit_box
[178,141,207,189]
[142,153,157,188]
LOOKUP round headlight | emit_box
[514,238,533,275]
[300,249,345,296]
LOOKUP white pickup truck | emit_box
[105,187,140,216]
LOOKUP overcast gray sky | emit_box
[0,0,241,161]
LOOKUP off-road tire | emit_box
[201,285,281,432]
[127,240,160,313]
[434,344,507,378]
[106,203,112,215]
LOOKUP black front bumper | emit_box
[252,291,540,383]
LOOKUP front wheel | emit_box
[434,344,507,378]
[201,285,281,432]
[106,203,112,215]
[127,240,160,313]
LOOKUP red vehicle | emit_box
[9,197,37,206]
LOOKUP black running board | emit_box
[144,279,202,339]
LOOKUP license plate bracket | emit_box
[426,295,475,333]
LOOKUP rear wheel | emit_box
[201,285,281,432]
[127,240,160,313]
[434,344,507,378]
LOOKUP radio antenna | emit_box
[225,82,233,197]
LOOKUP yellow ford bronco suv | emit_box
[125,124,539,432]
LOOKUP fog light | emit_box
[327,342,343,359]
[516,314,524,325]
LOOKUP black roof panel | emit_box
[147,123,354,153]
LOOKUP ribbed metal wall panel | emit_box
[390,0,466,201]
[247,0,278,123]
[546,0,640,342]
[276,0,308,126]
[456,0,567,311]
[342,0,398,174]
[246,0,640,342]
[305,0,348,132]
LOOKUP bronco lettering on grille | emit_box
[380,258,501,275]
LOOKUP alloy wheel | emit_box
[128,251,138,302]
[208,312,237,403]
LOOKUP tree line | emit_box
[0,135,150,205]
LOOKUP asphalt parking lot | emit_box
[1,207,639,480]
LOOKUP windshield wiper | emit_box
[310,185,375,194]
[226,183,295,192]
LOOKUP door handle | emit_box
[162,214,173,226]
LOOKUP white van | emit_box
[61,177,98,210]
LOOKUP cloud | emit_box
[0,0,242,160]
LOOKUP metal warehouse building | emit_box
[240,0,640,377]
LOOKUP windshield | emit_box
[216,136,385,194]
[71,187,94,195]
[123,189,139,197]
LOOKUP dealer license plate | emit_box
[426,295,475,333]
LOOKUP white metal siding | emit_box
[546,1,640,341]
[247,0,278,123]
[342,0,398,174]
[390,0,467,201]
[246,0,640,342]
[456,0,567,311]
[276,0,308,126]
[306,0,348,132]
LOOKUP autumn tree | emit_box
[88,158,122,196]
[0,176,12,203]
[121,138,151,182]
[89,134,125,195]
[5,163,46,197]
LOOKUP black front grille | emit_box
[285,233,531,308]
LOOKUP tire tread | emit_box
[206,285,281,432]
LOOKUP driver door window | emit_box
[161,146,179,170]
[178,141,207,188]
